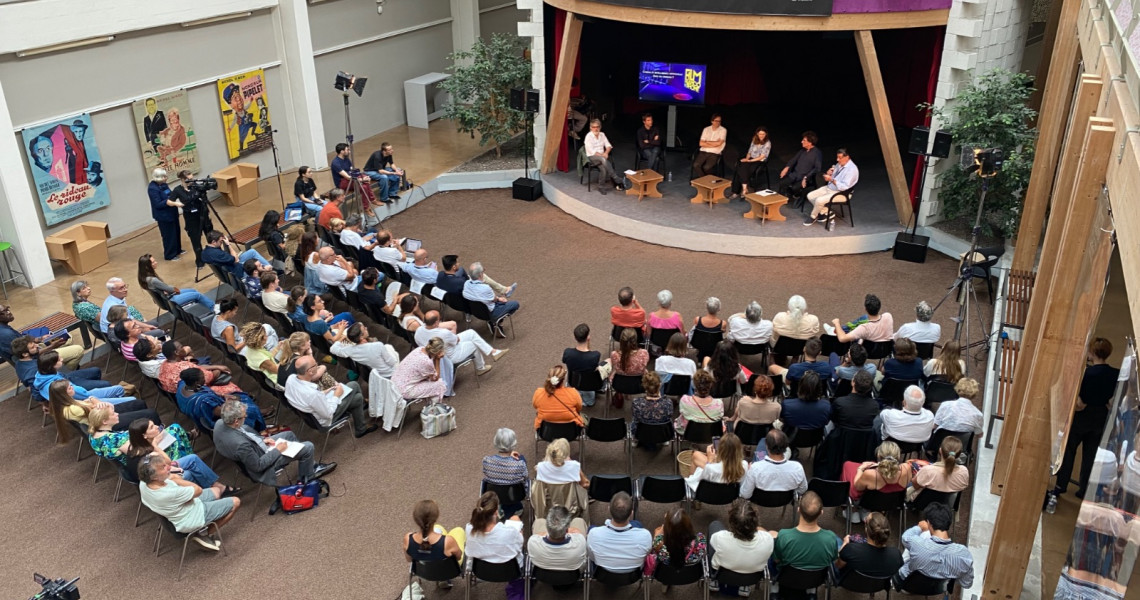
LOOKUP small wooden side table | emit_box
[743,192,789,224]
[690,175,732,208]
[625,169,664,202]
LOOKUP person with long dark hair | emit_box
[258,210,288,266]
[404,499,465,567]
[464,491,524,567]
[704,340,747,398]
[137,253,213,310]
[122,417,214,486]
[729,126,772,199]
[292,166,325,215]
[645,507,707,576]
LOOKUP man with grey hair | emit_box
[463,262,520,338]
[877,385,935,444]
[138,452,239,550]
[316,246,360,292]
[893,300,941,344]
[726,300,774,345]
[99,277,132,333]
[285,355,377,438]
[213,398,333,486]
[529,505,589,572]
[337,215,379,251]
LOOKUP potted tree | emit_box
[441,33,532,159]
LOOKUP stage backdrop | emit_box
[131,90,200,178]
[216,69,273,159]
[21,114,110,226]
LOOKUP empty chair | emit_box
[636,475,688,519]
[776,565,830,600]
[584,417,632,474]
[808,478,854,535]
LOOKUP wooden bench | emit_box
[986,337,1019,448]
[22,311,89,348]
[1002,270,1035,329]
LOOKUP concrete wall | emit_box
[480,2,528,38]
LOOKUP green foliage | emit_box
[441,34,531,157]
[921,69,1038,238]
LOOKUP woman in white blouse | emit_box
[464,491,524,567]
[686,432,748,493]
[655,332,698,377]
[536,438,590,489]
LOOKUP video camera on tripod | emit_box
[185,176,218,194]
[28,574,80,600]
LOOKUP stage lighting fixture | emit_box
[965,147,1003,177]
[334,71,367,97]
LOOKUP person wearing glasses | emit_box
[138,451,239,552]
[692,114,727,178]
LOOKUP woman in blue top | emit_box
[779,370,832,431]
[302,293,354,342]
[147,168,184,261]
[34,351,129,403]
[882,337,924,382]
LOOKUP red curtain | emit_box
[907,28,944,208]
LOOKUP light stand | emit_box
[334,72,376,225]
[267,128,286,212]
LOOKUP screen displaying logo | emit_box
[639,62,708,105]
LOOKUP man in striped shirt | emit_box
[896,502,974,589]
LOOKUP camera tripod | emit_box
[193,192,237,284]
[338,90,384,228]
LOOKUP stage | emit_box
[541,143,907,257]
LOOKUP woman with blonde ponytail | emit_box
[842,441,911,500]
[532,365,584,430]
[908,436,970,500]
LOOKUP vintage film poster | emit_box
[21,114,110,226]
[216,69,272,159]
[131,90,200,177]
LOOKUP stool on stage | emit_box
[690,175,732,208]
[625,169,664,202]
[0,241,27,299]
[742,193,788,225]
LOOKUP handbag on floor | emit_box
[277,478,330,514]
[420,403,456,439]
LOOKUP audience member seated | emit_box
[405,499,465,571]
[675,370,724,436]
[882,337,924,382]
[769,337,834,383]
[392,337,449,402]
[316,246,360,293]
[114,318,152,362]
[415,310,506,375]
[317,185,346,227]
[328,218,347,238]
[158,341,239,395]
[835,512,903,581]
[400,249,439,284]
[257,209,289,266]
[86,405,178,464]
[398,295,426,333]
[70,280,112,332]
[780,371,831,432]
[610,327,649,379]
[214,399,331,486]
[632,371,671,446]
[35,351,127,402]
[98,277,150,334]
[704,340,748,398]
[201,230,272,281]
[465,491,524,568]
[562,323,610,407]
[831,371,879,431]
[177,367,267,433]
[11,335,107,393]
[693,296,727,336]
[726,301,773,345]
[909,437,969,501]
[239,322,287,384]
[924,341,965,384]
[536,438,589,489]
[587,492,652,573]
[241,258,273,300]
[645,508,708,576]
[771,491,840,580]
[834,343,876,382]
[894,301,941,343]
[260,272,290,315]
[138,451,238,551]
[210,299,247,351]
[482,428,529,518]
[298,231,327,295]
[654,332,698,380]
[462,262,520,338]
[709,499,774,592]
[933,377,985,436]
[433,255,468,295]
[739,430,808,498]
[896,502,974,589]
[355,268,386,310]
[303,294,352,344]
[123,417,217,489]
[285,355,377,438]
[610,286,646,332]
[137,253,214,310]
[49,380,153,438]
[371,230,407,267]
[533,366,585,430]
[771,295,821,343]
[730,374,781,427]
[132,339,161,378]
[647,289,685,337]
[337,215,378,251]
[833,294,894,344]
[878,386,935,445]
[331,323,399,378]
[679,429,743,489]
[529,505,588,573]
[842,441,911,517]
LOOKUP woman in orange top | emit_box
[532,365,584,430]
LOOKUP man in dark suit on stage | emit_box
[778,130,823,205]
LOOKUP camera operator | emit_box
[201,230,276,281]
[171,170,212,268]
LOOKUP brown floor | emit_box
[0,180,990,599]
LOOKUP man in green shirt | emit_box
[772,491,839,595]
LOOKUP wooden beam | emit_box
[991,78,1105,493]
[540,13,582,174]
[544,0,948,31]
[1027,0,1065,113]
[982,121,1114,600]
[854,30,912,226]
[1010,0,1082,273]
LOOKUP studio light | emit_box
[334,71,367,97]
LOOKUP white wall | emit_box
[480,4,527,38]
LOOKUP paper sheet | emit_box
[156,430,176,451]
[281,441,305,458]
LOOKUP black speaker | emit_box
[931,130,953,159]
[509,88,525,111]
[512,177,542,201]
[892,232,930,263]
[908,127,930,155]
[525,89,539,113]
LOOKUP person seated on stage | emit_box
[567,93,592,138]
[768,337,834,382]
[371,229,407,267]
[158,340,240,396]
[726,300,773,346]
[463,262,520,338]
[729,126,772,199]
[138,451,239,552]
[316,246,360,292]
[895,300,942,344]
[201,230,273,281]
[771,294,821,343]
[933,377,985,436]
[435,255,469,295]
[400,248,440,284]
[835,343,877,382]
[803,147,859,226]
[610,286,646,332]
[138,253,215,310]
[636,113,662,169]
[692,114,727,178]
[241,258,274,300]
[35,350,128,402]
[338,215,378,251]
[318,188,346,229]
[260,272,290,316]
[415,310,506,375]
[362,142,405,202]
[877,386,935,445]
[12,335,108,394]
[739,429,808,498]
[330,142,367,191]
[331,322,400,378]
[896,502,974,589]
[285,355,378,438]
[583,119,626,195]
[356,268,387,310]
[883,337,924,382]
[291,165,326,215]
[832,294,895,344]
[777,130,823,202]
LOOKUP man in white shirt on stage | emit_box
[692,114,727,178]
[414,310,507,375]
[804,148,859,226]
[583,119,625,195]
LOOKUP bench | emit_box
[986,337,1019,448]
[23,311,88,348]
[1002,270,1035,329]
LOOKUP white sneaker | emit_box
[191,534,220,551]
[491,349,509,362]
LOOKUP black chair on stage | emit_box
[633,140,666,175]
[824,184,857,230]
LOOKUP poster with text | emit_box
[21,114,110,226]
[216,69,272,159]
[131,90,200,177]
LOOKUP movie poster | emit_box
[216,69,272,159]
[21,114,110,226]
[131,90,200,177]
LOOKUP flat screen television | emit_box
[638,62,707,105]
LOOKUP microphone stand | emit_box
[268,129,287,212]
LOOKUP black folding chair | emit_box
[410,557,463,589]
[789,427,826,460]
[776,565,830,600]
[808,478,854,536]
[481,480,531,526]
[584,417,632,474]
[608,373,645,416]
[895,572,953,597]
[662,375,692,399]
[152,513,228,581]
[647,327,680,356]
[713,568,767,598]
[535,420,584,458]
[652,557,709,596]
[733,421,772,448]
[588,474,634,525]
[589,563,647,597]
[771,336,807,362]
[748,489,796,524]
[693,480,740,509]
[689,329,723,362]
[923,377,958,409]
[838,570,892,598]
[858,490,906,538]
[631,421,677,473]
[635,475,688,520]
[862,340,894,363]
[878,378,919,409]
[525,555,587,599]
[819,334,850,361]
[467,300,515,340]
[679,420,722,451]
[466,558,522,599]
